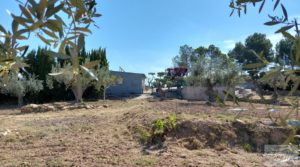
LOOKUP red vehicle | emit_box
[166,67,188,78]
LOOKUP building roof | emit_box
[110,71,146,79]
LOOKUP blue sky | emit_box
[0,0,300,74]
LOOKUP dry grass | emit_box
[0,98,296,166]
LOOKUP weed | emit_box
[243,143,253,152]
[45,159,64,167]
[138,115,177,145]
[151,115,177,136]
[140,131,151,144]
[80,125,94,133]
[135,156,156,166]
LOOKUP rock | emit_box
[103,104,108,108]
[21,104,39,113]
[179,154,187,159]
[21,104,57,113]
[47,105,56,111]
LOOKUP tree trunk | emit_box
[72,82,83,103]
[252,79,264,100]
[103,88,106,100]
[205,79,217,103]
[272,86,279,104]
[18,95,23,107]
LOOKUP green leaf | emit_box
[289,77,300,96]
[243,63,265,69]
[13,29,29,38]
[44,50,69,60]
[74,27,92,34]
[259,0,265,13]
[19,5,34,23]
[65,35,79,41]
[45,19,62,32]
[49,71,64,76]
[38,0,47,18]
[28,20,43,31]
[296,39,300,62]
[45,3,64,18]
[37,33,51,45]
[27,0,37,7]
[54,15,66,26]
[42,28,58,39]
[275,25,294,33]
[282,31,296,40]
[264,21,280,26]
[274,0,280,11]
[12,15,31,27]
[70,0,85,10]
[12,20,19,34]
[0,24,7,34]
[47,0,57,6]
[281,4,288,21]
[16,45,28,51]
[14,35,27,40]
[80,65,98,81]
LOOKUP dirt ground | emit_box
[0,97,298,167]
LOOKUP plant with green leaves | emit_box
[141,115,177,144]
[0,72,43,106]
[0,0,101,103]
[228,33,274,78]
[94,68,123,100]
[47,58,99,102]
[187,46,241,102]
[230,0,300,144]
[147,72,155,92]
[229,0,300,92]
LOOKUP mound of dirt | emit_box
[125,110,294,152]
[171,119,293,152]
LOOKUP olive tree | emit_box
[0,72,43,106]
[187,54,241,102]
[0,0,101,103]
[94,68,123,100]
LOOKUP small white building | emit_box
[106,71,146,97]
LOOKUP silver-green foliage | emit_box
[47,57,99,102]
[94,68,123,100]
[0,0,101,103]
[0,72,43,105]
[187,55,241,87]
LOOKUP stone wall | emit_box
[181,86,234,101]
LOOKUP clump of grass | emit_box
[45,158,71,167]
[139,115,177,145]
[135,156,156,166]
[243,143,253,152]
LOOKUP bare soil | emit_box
[0,98,298,167]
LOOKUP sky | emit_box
[0,0,300,75]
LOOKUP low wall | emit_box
[181,86,234,101]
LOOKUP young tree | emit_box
[0,0,101,103]
[147,72,155,93]
[94,68,122,100]
[0,73,43,106]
